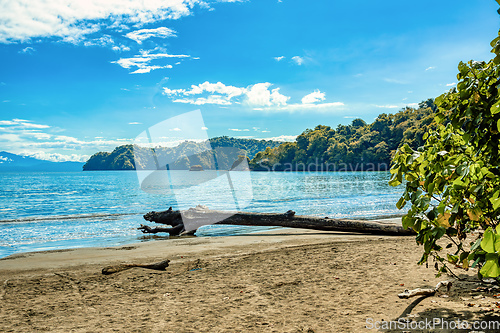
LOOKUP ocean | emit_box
[0,171,405,258]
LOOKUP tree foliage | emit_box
[250,102,436,171]
[83,137,281,171]
[390,22,500,279]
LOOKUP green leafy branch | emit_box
[390,13,500,280]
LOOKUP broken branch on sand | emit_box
[102,259,170,275]
[138,205,414,237]
[398,280,453,299]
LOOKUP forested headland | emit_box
[83,136,281,171]
[83,99,437,171]
[249,99,437,171]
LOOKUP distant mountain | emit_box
[0,152,84,172]
[83,136,282,171]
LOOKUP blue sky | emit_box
[0,0,499,162]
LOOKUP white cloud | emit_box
[274,56,285,61]
[22,123,51,129]
[446,82,456,87]
[265,135,297,142]
[0,118,130,161]
[163,81,344,112]
[83,35,114,47]
[373,102,419,109]
[164,81,247,105]
[188,81,246,98]
[113,49,190,74]
[0,119,50,129]
[0,120,18,126]
[0,0,201,44]
[281,102,344,111]
[228,128,250,132]
[126,27,177,44]
[24,151,90,163]
[374,105,399,109]
[18,46,35,54]
[112,45,131,52]
[384,78,408,84]
[425,66,436,71]
[130,65,167,74]
[301,90,325,104]
[246,83,289,107]
[128,122,142,125]
[291,56,304,65]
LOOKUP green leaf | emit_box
[470,238,482,252]
[432,226,446,240]
[389,176,401,187]
[453,179,466,190]
[402,144,413,154]
[428,182,435,195]
[491,100,500,115]
[498,118,500,132]
[456,163,469,177]
[481,228,497,253]
[396,196,406,210]
[402,215,415,230]
[389,166,399,175]
[447,254,459,264]
[460,251,469,263]
[490,197,500,211]
[471,256,481,268]
[480,253,500,278]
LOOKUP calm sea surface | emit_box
[0,171,405,258]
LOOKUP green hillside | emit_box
[249,99,437,171]
[83,137,282,171]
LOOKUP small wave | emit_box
[0,212,145,224]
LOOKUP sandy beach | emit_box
[1,226,500,333]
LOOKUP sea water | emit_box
[0,171,405,258]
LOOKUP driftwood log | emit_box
[138,205,414,236]
[398,280,453,299]
[102,259,170,275]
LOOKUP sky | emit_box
[0,0,499,162]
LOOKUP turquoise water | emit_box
[0,171,405,258]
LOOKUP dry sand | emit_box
[1,227,500,332]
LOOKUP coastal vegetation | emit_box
[249,100,437,171]
[84,102,438,172]
[83,137,281,171]
[390,20,500,279]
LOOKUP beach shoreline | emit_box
[1,227,499,332]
